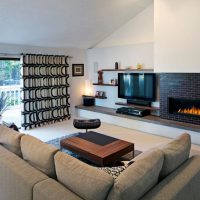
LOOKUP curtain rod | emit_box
[0,53,21,57]
[0,53,73,58]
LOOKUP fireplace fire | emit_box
[178,106,200,116]
[169,97,200,118]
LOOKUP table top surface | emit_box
[60,131,134,158]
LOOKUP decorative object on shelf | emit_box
[21,54,71,130]
[83,96,95,106]
[136,63,143,70]
[95,91,106,98]
[72,64,84,76]
[115,62,119,70]
[110,79,118,85]
[98,70,103,84]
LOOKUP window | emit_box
[0,58,20,86]
[0,58,21,107]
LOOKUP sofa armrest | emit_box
[33,178,83,200]
[141,155,200,200]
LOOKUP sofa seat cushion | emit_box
[107,149,164,200]
[0,145,48,200]
[33,178,83,200]
[158,133,191,179]
[21,135,59,178]
[0,125,23,156]
[54,152,114,200]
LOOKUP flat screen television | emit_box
[118,73,156,101]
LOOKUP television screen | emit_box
[118,73,156,101]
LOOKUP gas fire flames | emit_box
[178,106,200,115]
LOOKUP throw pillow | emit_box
[98,165,128,179]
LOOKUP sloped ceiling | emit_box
[0,0,153,48]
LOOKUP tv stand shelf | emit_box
[101,69,154,72]
[115,102,160,111]
[93,83,118,86]
[75,105,200,133]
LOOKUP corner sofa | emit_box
[0,125,200,200]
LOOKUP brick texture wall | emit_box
[160,73,200,125]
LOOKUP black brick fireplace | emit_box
[160,73,200,125]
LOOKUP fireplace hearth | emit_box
[160,73,200,125]
[169,97,200,117]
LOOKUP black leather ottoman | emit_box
[73,119,101,132]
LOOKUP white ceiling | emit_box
[0,0,153,49]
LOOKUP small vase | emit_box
[98,71,103,84]
[115,62,118,70]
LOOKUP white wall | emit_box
[87,4,154,108]
[0,43,87,116]
[87,43,154,108]
[96,4,154,48]
[154,0,200,72]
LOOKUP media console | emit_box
[116,107,150,117]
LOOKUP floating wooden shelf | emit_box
[115,102,160,111]
[101,69,154,72]
[93,83,118,86]
[75,105,200,133]
[95,96,107,99]
[83,95,107,99]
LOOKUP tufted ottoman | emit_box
[73,119,101,132]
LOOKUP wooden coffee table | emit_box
[60,131,134,166]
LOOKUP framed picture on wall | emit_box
[72,64,84,76]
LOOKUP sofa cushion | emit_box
[21,135,59,178]
[107,149,164,200]
[0,125,23,156]
[141,155,200,200]
[159,133,191,179]
[54,152,114,200]
[0,145,48,200]
[33,178,83,200]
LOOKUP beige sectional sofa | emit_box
[0,125,200,200]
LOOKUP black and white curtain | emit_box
[21,54,70,129]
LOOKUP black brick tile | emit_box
[160,73,200,125]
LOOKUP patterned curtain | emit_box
[21,54,70,129]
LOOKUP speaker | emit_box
[83,96,95,106]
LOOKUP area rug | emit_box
[46,133,142,166]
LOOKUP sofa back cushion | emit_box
[0,125,23,157]
[54,152,114,200]
[107,149,164,200]
[21,135,58,178]
[0,145,48,200]
[158,133,191,179]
